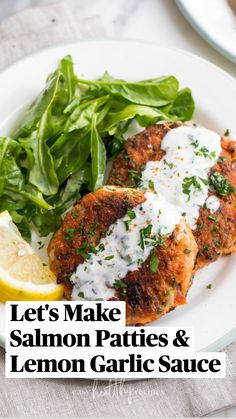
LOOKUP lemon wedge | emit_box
[0,211,63,302]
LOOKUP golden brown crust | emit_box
[48,187,197,325]
[108,124,236,269]
[125,219,197,325]
[48,187,145,299]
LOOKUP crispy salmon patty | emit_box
[48,187,197,325]
[108,123,236,268]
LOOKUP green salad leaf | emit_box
[0,137,24,192]
[90,115,106,191]
[29,110,59,195]
[169,88,195,121]
[102,104,169,135]
[77,73,179,107]
[11,55,76,139]
[0,55,195,240]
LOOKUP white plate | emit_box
[0,40,236,351]
[176,0,236,63]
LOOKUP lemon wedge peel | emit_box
[0,211,63,303]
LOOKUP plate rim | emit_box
[0,38,236,84]
[176,0,236,64]
[0,39,235,352]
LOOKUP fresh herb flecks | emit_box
[124,208,136,231]
[76,242,97,259]
[182,176,208,199]
[114,279,127,298]
[149,249,159,273]
[210,172,235,196]
[64,228,75,243]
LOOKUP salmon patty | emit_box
[108,123,236,269]
[48,187,197,325]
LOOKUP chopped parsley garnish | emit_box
[163,159,175,169]
[195,147,216,160]
[149,249,159,273]
[128,169,141,186]
[76,242,97,259]
[93,202,102,208]
[139,224,153,249]
[137,258,144,266]
[124,220,131,231]
[210,172,235,196]
[104,255,114,260]
[139,225,163,250]
[208,215,218,222]
[114,279,127,298]
[114,279,127,289]
[71,210,79,219]
[189,136,199,148]
[67,272,73,280]
[217,156,227,163]
[79,221,84,235]
[206,283,212,289]
[64,227,75,243]
[78,291,85,298]
[98,243,105,252]
[114,178,123,186]
[183,248,191,254]
[124,208,136,231]
[182,176,208,199]
[88,222,97,237]
[224,129,230,136]
[148,179,155,192]
[127,208,136,219]
[154,235,164,246]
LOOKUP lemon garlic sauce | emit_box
[71,191,181,301]
[140,126,221,229]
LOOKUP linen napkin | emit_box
[0,2,235,417]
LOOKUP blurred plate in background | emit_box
[176,0,236,63]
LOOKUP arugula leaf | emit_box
[32,209,62,237]
[90,115,106,191]
[56,167,90,212]
[102,104,169,135]
[10,211,31,242]
[51,129,90,183]
[0,137,24,193]
[169,88,195,121]
[108,121,130,156]
[64,95,109,132]
[29,110,59,195]
[77,74,179,107]
[5,184,52,210]
[11,56,76,139]
[59,55,78,103]
[0,56,195,240]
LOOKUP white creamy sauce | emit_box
[205,195,220,213]
[140,126,222,229]
[71,191,181,301]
